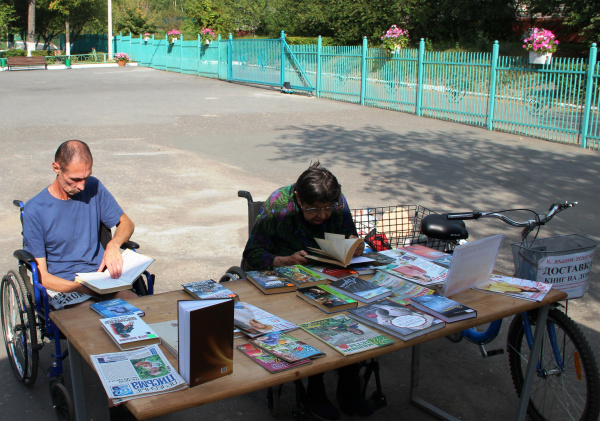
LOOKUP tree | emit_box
[182,0,219,34]
[114,0,157,35]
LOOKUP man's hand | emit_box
[99,243,124,278]
[350,235,365,256]
[273,251,309,267]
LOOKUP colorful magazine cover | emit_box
[273,265,328,286]
[328,276,391,302]
[236,343,312,373]
[399,244,450,261]
[90,298,145,318]
[182,279,239,300]
[368,271,434,305]
[234,301,298,338]
[477,274,552,302]
[249,332,325,362]
[299,314,394,356]
[376,253,448,286]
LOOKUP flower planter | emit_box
[205,39,211,45]
[144,37,149,42]
[391,46,401,54]
[529,51,552,65]
[171,37,177,45]
[118,60,126,67]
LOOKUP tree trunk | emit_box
[26,0,35,56]
[65,15,71,56]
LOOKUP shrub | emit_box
[1,48,26,57]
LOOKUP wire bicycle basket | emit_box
[511,234,597,299]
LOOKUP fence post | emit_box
[360,37,367,106]
[280,31,286,87]
[180,34,184,73]
[580,43,598,149]
[165,34,169,71]
[416,38,425,116]
[197,34,201,75]
[217,34,222,79]
[487,41,500,131]
[316,36,322,97]
[228,33,233,82]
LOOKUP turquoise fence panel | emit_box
[492,56,588,145]
[285,44,316,92]
[151,39,169,71]
[68,34,108,53]
[364,47,419,113]
[181,38,198,75]
[586,62,600,150]
[128,36,144,63]
[320,46,362,103]
[218,40,229,80]
[230,39,282,87]
[197,40,219,78]
[420,51,491,127]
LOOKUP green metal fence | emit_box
[96,33,600,150]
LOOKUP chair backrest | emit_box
[238,190,264,236]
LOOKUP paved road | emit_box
[0,67,598,420]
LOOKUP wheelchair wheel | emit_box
[1,270,39,386]
[507,308,600,421]
[50,380,74,421]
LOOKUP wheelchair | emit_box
[1,200,155,421]
[221,190,387,418]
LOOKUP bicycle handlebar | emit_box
[445,201,577,241]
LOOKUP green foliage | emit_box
[114,0,158,35]
[285,36,335,46]
[182,0,220,34]
[1,48,26,57]
[424,38,433,52]
[0,2,17,30]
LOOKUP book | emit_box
[299,314,394,356]
[76,249,154,294]
[148,319,179,358]
[348,262,378,275]
[377,253,448,286]
[296,285,358,313]
[236,343,312,373]
[182,279,239,301]
[245,270,296,294]
[347,301,445,341]
[90,298,145,318]
[477,274,553,302]
[433,254,454,268]
[178,299,234,387]
[306,233,365,267]
[363,251,396,265]
[410,293,477,322]
[368,271,434,305]
[307,264,359,281]
[249,332,325,362]
[100,314,161,351]
[399,244,450,261]
[234,301,298,338]
[328,276,392,303]
[441,234,505,297]
[91,344,188,404]
[273,265,329,288]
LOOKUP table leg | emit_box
[68,340,88,421]
[515,304,549,421]
[409,344,460,421]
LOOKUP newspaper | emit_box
[91,344,187,403]
[477,274,553,302]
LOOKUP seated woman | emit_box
[243,161,371,420]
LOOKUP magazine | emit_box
[249,332,325,362]
[100,314,161,350]
[273,265,329,288]
[368,271,434,305]
[181,279,239,301]
[91,344,187,404]
[296,285,358,313]
[236,343,312,373]
[377,253,448,286]
[410,294,477,322]
[399,244,450,261]
[328,276,392,303]
[299,314,394,356]
[90,298,145,318]
[234,301,298,338]
[477,274,552,302]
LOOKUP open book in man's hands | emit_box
[75,249,154,294]
[306,233,367,267]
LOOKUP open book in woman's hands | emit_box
[306,233,369,267]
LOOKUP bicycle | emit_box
[420,201,600,421]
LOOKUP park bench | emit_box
[7,56,48,71]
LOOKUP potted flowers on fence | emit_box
[200,27,217,45]
[523,28,558,64]
[168,29,181,44]
[381,25,409,54]
[144,33,151,42]
[114,52,130,67]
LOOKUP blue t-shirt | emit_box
[23,177,123,281]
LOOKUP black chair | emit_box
[1,200,155,421]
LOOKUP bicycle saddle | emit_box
[420,214,469,241]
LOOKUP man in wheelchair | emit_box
[23,139,138,309]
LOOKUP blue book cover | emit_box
[411,294,476,322]
[328,276,392,303]
[90,298,145,318]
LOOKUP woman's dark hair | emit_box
[295,161,341,205]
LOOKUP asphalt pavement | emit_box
[0,66,598,421]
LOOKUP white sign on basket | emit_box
[536,249,595,299]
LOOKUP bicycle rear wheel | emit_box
[507,308,600,421]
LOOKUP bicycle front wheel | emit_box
[507,308,600,421]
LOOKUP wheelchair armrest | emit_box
[122,241,139,250]
[219,266,247,283]
[14,249,36,263]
